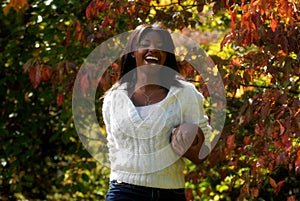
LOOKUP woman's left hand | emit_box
[170,123,204,163]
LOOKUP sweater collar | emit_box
[114,79,186,98]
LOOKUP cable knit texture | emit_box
[102,79,211,189]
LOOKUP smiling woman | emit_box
[135,30,166,63]
[102,23,212,201]
[119,23,179,91]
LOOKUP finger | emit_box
[182,130,195,148]
[171,140,185,156]
[199,144,210,159]
[171,132,186,156]
[178,129,190,149]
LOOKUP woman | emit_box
[102,23,211,201]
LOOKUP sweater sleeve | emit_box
[102,92,112,140]
[181,84,212,159]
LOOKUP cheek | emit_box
[133,51,143,65]
[135,50,146,59]
[161,53,167,64]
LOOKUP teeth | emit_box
[145,56,158,61]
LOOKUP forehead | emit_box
[129,28,175,53]
[140,30,163,41]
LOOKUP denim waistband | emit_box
[110,179,184,190]
[107,180,186,201]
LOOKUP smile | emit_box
[145,56,159,63]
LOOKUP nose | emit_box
[148,48,159,54]
[148,43,161,52]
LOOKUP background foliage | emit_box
[1,0,299,200]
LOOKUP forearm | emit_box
[171,123,206,164]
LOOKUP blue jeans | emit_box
[105,180,186,201]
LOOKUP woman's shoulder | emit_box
[102,82,127,101]
[173,77,198,92]
[173,77,204,100]
[176,78,195,87]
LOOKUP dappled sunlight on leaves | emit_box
[1,0,300,200]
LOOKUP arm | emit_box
[171,123,205,164]
[170,84,211,164]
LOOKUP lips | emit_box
[145,55,159,64]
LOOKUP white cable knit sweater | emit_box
[102,79,211,189]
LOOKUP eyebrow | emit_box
[141,38,163,43]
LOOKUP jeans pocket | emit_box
[106,180,132,201]
[106,180,151,201]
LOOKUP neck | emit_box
[136,84,163,93]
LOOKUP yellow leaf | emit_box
[159,0,171,6]
[235,86,245,98]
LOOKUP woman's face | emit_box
[133,30,167,67]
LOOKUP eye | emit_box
[139,42,149,48]
[139,41,164,49]
[156,42,163,49]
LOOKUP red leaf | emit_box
[101,16,115,29]
[230,57,241,67]
[269,177,277,188]
[243,136,251,145]
[287,196,296,201]
[261,102,270,118]
[251,187,259,197]
[41,65,53,81]
[3,0,29,15]
[276,120,286,135]
[230,9,237,32]
[80,73,90,97]
[86,0,106,20]
[243,69,253,82]
[86,6,92,19]
[56,93,64,106]
[29,65,41,89]
[255,123,264,136]
[74,20,84,41]
[271,17,278,32]
[251,12,261,31]
[269,177,285,195]
[74,20,82,33]
[227,134,236,150]
[241,182,250,194]
[274,180,285,195]
[185,189,194,200]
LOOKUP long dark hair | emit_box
[118,23,180,90]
